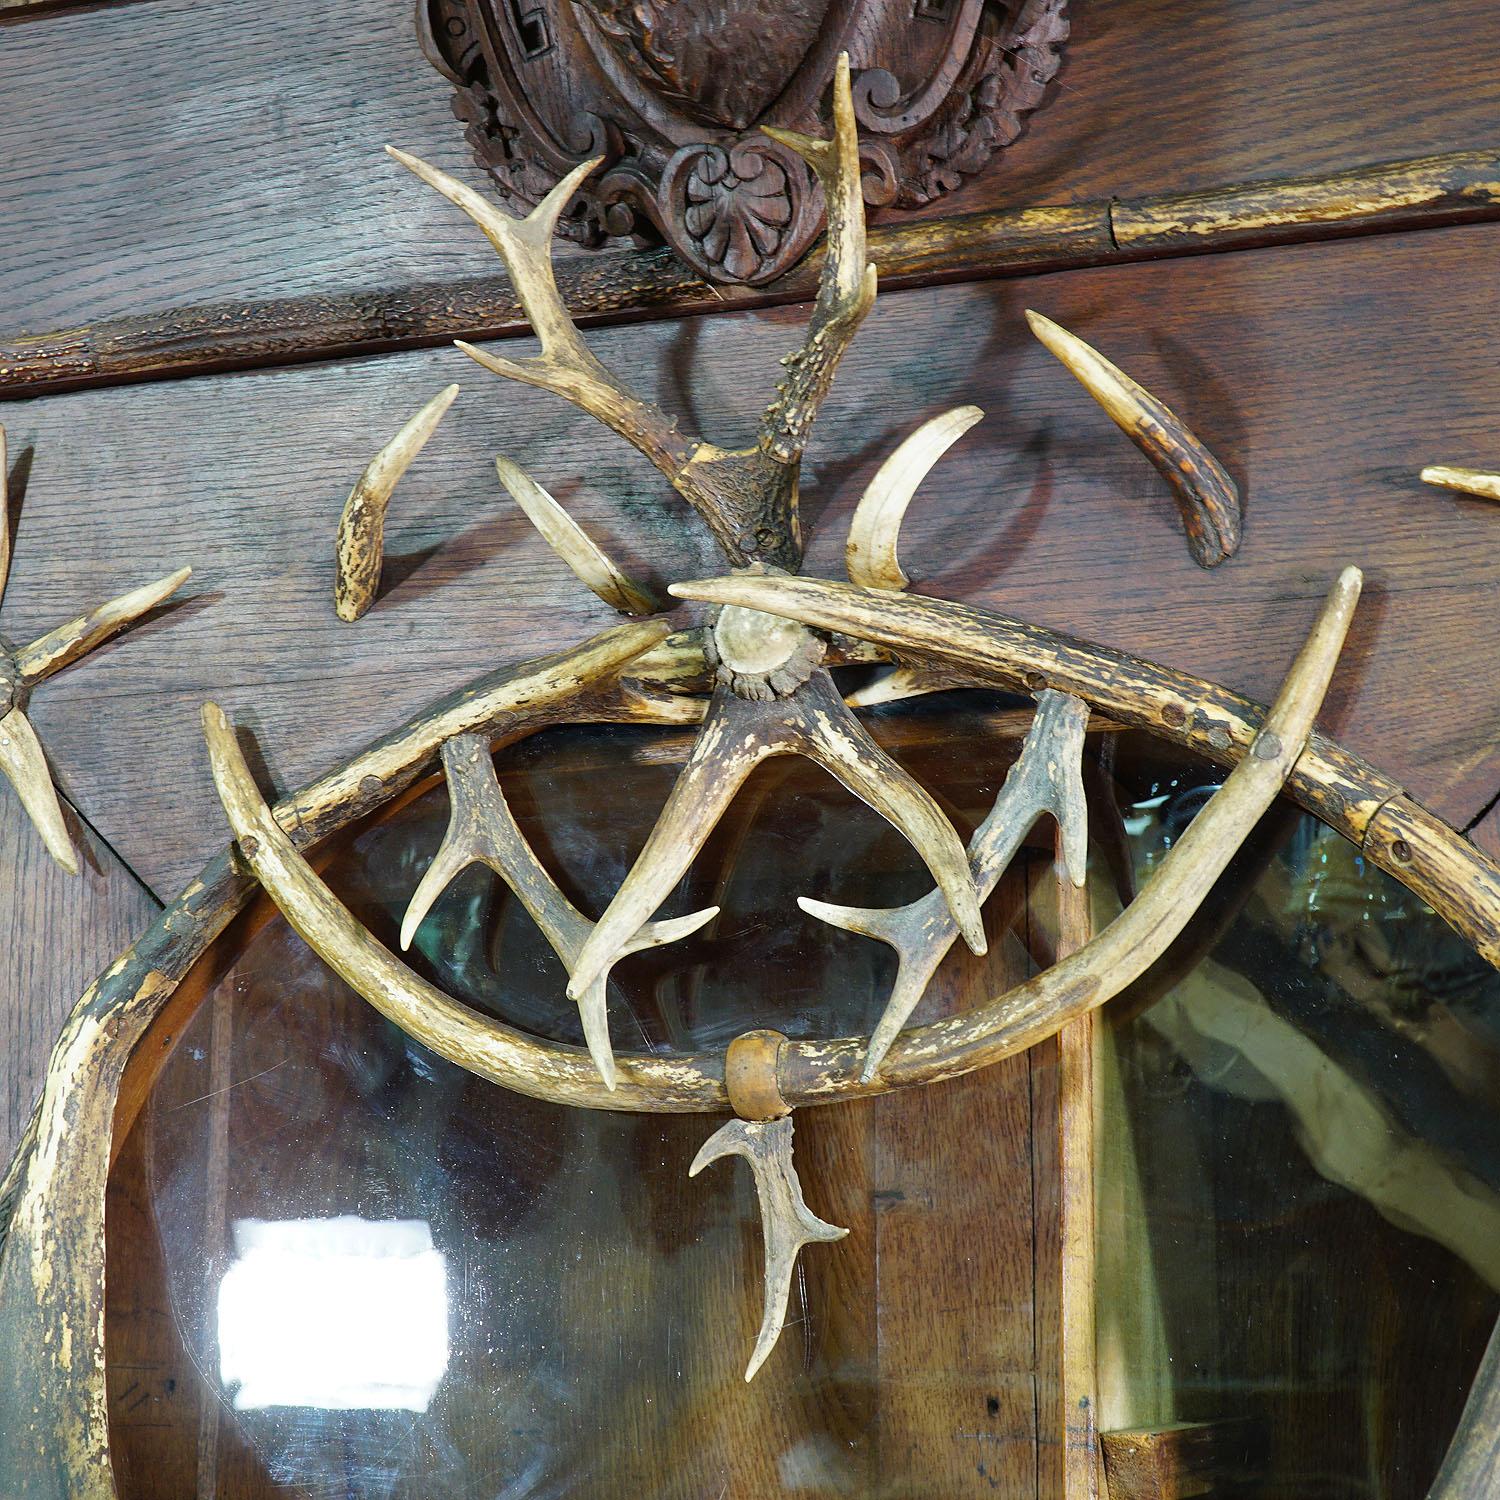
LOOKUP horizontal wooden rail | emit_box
[1,148,1497,399]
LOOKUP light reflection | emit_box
[217,1216,449,1412]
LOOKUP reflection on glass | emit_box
[102,711,1500,1499]
[218,1217,449,1412]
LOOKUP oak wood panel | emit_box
[5,221,1499,899]
[5,0,1500,346]
[0,0,519,333]
[935,0,1500,219]
[0,797,158,1166]
[9,151,1500,401]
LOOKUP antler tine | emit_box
[1026,310,1241,568]
[1421,465,1500,503]
[401,734,717,1088]
[494,456,658,616]
[568,668,986,1005]
[758,52,878,467]
[387,148,698,488]
[0,707,77,874]
[13,565,192,686]
[802,689,1089,1081]
[689,1115,847,1381]
[335,384,459,622]
[846,405,984,591]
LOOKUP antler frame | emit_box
[8,602,1500,1495]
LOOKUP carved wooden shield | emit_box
[419,0,1069,284]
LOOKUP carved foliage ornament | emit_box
[418,0,1069,283]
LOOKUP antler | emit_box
[1027,311,1241,568]
[494,457,657,615]
[689,1115,847,1381]
[0,423,192,871]
[803,689,1089,1080]
[334,384,458,622]
[401,734,717,1087]
[565,664,986,1011]
[388,52,873,570]
[846,405,984,591]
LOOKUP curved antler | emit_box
[206,567,1360,1110]
[388,53,873,572]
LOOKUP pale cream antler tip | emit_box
[1420,465,1500,502]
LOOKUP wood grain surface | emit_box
[0,794,157,1166]
[4,0,1500,350]
[4,221,1498,899]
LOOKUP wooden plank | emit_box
[7,151,1500,399]
[0,0,503,335]
[5,222,1500,898]
[0,794,157,1166]
[1100,1420,1263,1500]
[1032,840,1105,1500]
[4,0,1500,384]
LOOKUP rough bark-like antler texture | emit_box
[566,665,986,1006]
[494,456,657,615]
[388,52,872,570]
[803,689,1089,1081]
[689,1115,847,1381]
[402,734,716,1087]
[207,566,1360,1109]
[334,384,458,621]
[12,565,192,685]
[0,422,192,872]
[1027,310,1241,568]
[846,405,984,591]
[1421,465,1500,503]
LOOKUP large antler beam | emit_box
[206,568,1359,1111]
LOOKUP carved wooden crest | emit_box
[418,0,1069,283]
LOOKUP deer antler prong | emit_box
[494,456,657,615]
[567,666,986,1004]
[689,1114,847,1381]
[1420,465,1500,503]
[846,405,984,591]
[0,706,76,874]
[756,53,877,467]
[401,734,716,1087]
[803,689,1089,1080]
[333,384,458,622]
[13,565,193,685]
[385,150,604,351]
[843,664,966,708]
[1026,309,1241,568]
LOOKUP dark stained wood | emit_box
[8,150,1500,399]
[0,795,157,1167]
[6,0,1500,386]
[5,221,1500,900]
[417,0,1068,285]
[0,0,503,335]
